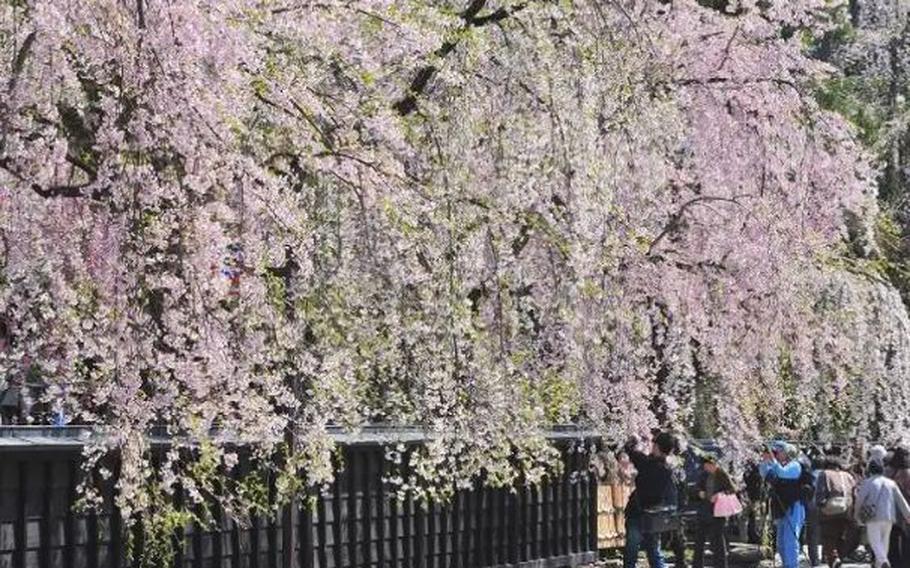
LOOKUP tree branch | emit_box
[0,156,107,200]
[646,195,744,256]
[393,1,529,115]
[674,76,799,91]
[7,31,37,93]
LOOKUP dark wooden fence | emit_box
[0,426,598,568]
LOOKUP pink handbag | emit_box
[713,493,743,518]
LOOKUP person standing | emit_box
[815,456,858,568]
[761,442,806,568]
[855,460,910,568]
[692,454,736,568]
[667,448,690,568]
[799,451,821,566]
[743,459,766,545]
[623,432,679,568]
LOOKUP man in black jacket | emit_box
[624,432,679,568]
[743,460,765,544]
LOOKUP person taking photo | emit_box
[623,432,679,568]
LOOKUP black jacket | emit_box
[625,442,678,517]
[744,462,764,501]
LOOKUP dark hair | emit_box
[654,432,677,456]
[868,460,885,476]
[892,447,910,470]
[822,456,846,471]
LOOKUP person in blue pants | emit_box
[761,442,807,568]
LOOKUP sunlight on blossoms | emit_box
[0,0,907,543]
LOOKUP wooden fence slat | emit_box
[332,468,343,568]
[41,461,52,568]
[87,489,99,568]
[64,460,76,568]
[401,494,411,568]
[496,488,506,565]
[268,475,278,568]
[230,514,241,568]
[376,455,386,568]
[413,501,424,568]
[359,451,371,568]
[299,495,314,568]
[437,502,448,568]
[14,460,26,568]
[176,488,187,568]
[388,486,398,568]
[213,502,224,568]
[571,447,581,553]
[424,501,434,568]
[458,492,469,568]
[251,506,261,568]
[346,451,357,568]
[316,486,328,568]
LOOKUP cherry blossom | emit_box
[0,0,900,529]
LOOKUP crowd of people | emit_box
[621,433,910,568]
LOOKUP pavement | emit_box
[587,542,875,568]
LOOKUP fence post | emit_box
[65,459,76,568]
[111,457,124,568]
[360,449,373,568]
[41,460,53,568]
[282,428,297,568]
[332,465,343,568]
[346,449,357,568]
[282,499,296,568]
[15,459,26,568]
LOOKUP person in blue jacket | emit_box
[761,442,807,568]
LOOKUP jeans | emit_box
[625,515,666,568]
[693,517,728,568]
[867,521,894,568]
[776,502,806,568]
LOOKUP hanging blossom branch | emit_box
[0,0,898,540]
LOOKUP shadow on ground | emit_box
[589,542,874,568]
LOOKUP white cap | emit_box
[869,444,887,464]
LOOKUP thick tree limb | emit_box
[30,182,102,199]
[7,31,37,94]
[0,156,106,200]
[393,1,529,116]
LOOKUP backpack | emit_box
[818,470,853,517]
[769,460,814,519]
[798,464,816,504]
